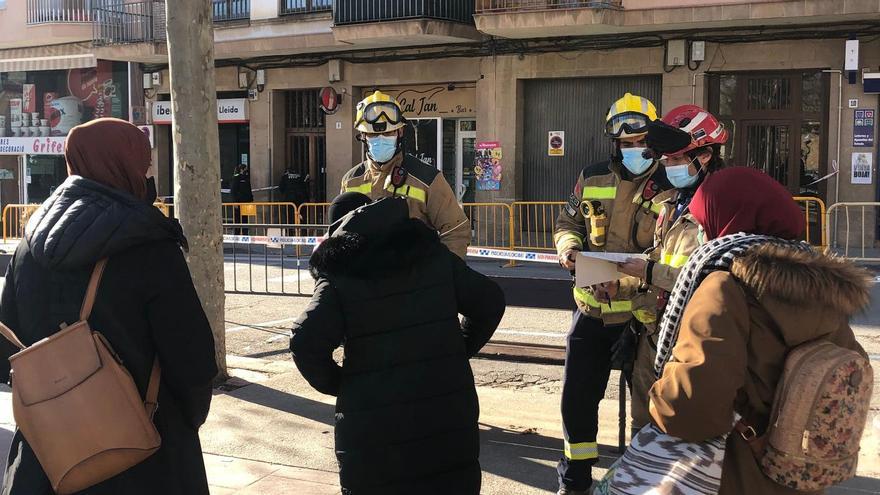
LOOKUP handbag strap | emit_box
[145,356,161,419]
[79,259,108,321]
[0,321,25,351]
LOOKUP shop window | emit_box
[0,61,129,138]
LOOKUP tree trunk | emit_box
[165,1,227,380]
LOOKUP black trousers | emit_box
[557,310,626,491]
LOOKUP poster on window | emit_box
[475,141,502,191]
[851,152,873,184]
[853,109,875,147]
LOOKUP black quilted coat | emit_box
[290,204,505,495]
[0,176,217,494]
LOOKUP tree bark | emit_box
[165,1,227,380]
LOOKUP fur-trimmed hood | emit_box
[309,218,442,280]
[730,243,872,345]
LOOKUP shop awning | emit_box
[0,53,96,73]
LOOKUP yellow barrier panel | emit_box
[222,202,298,226]
[2,204,39,241]
[154,202,173,218]
[511,202,566,252]
[296,203,331,238]
[792,196,826,249]
[461,203,514,250]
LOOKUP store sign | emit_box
[365,85,476,119]
[853,109,875,147]
[0,137,66,155]
[152,98,249,124]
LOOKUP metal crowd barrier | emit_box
[223,222,327,296]
[511,201,566,252]
[792,196,826,248]
[297,203,331,238]
[462,203,514,250]
[1,204,39,241]
[3,202,175,240]
[222,202,298,226]
[825,202,880,262]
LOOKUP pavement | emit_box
[0,352,877,495]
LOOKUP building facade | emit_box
[0,0,878,244]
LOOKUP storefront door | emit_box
[456,120,476,203]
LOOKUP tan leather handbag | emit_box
[0,259,162,494]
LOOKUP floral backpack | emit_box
[745,340,873,491]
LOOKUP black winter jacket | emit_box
[0,176,217,495]
[290,214,505,495]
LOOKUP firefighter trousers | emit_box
[556,311,626,492]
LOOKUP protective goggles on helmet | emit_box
[605,112,651,138]
[357,101,404,127]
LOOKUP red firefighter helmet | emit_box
[661,105,728,156]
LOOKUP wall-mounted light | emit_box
[143,72,157,99]
[256,69,266,92]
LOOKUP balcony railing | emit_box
[280,0,332,16]
[27,0,93,24]
[475,0,621,13]
[213,0,249,22]
[92,0,165,46]
[334,0,474,25]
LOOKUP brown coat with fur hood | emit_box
[649,244,871,495]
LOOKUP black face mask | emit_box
[145,177,158,204]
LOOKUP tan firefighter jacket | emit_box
[640,191,703,333]
[554,160,674,326]
[340,152,470,258]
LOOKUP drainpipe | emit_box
[822,69,843,248]
[691,72,706,105]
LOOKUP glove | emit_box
[610,322,641,378]
[646,120,693,156]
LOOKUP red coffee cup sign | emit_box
[44,93,60,129]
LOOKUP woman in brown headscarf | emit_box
[64,117,156,202]
[0,118,217,494]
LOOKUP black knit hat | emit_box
[328,192,372,227]
[330,196,408,239]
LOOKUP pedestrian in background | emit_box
[290,192,505,495]
[231,163,253,235]
[0,118,217,494]
[649,167,870,494]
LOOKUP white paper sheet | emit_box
[575,252,647,288]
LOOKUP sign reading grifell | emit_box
[365,84,476,119]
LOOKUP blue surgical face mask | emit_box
[665,162,700,189]
[367,135,398,163]
[620,147,653,176]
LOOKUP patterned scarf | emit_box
[653,232,810,378]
